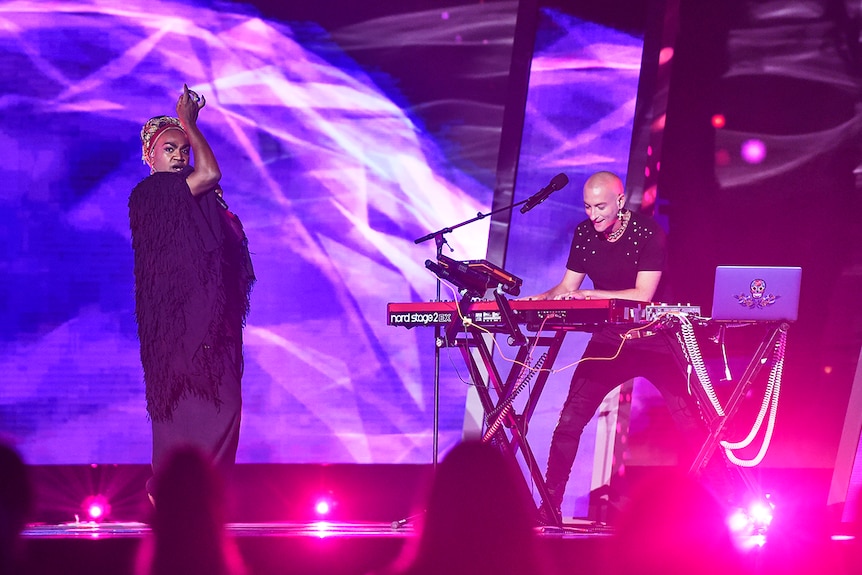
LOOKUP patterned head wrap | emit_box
[140,116,186,170]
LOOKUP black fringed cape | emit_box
[129,168,255,422]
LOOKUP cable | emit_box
[718,323,733,381]
[482,353,547,442]
[676,315,726,417]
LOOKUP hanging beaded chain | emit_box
[604,209,630,242]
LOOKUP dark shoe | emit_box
[537,504,562,527]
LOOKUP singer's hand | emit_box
[515,295,544,301]
[553,290,592,301]
[177,84,204,128]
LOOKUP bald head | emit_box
[583,171,626,235]
[583,171,624,201]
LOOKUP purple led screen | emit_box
[0,0,644,479]
[0,0,511,464]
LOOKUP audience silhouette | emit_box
[135,445,245,575]
[0,442,32,575]
[377,439,556,575]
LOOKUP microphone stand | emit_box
[391,233,448,532]
[431,232,446,472]
[415,197,533,466]
[413,196,536,246]
[411,193,543,468]
[390,179,565,530]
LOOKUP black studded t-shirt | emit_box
[565,211,666,292]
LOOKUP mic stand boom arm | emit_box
[415,172,567,249]
[414,196,534,249]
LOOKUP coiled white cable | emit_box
[482,353,547,443]
[677,316,726,417]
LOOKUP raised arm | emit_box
[176,84,221,196]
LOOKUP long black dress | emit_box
[129,167,254,483]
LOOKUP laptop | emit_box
[711,266,802,322]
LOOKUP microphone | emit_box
[520,173,569,214]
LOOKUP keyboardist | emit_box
[523,171,730,525]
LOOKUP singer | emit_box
[129,84,255,503]
[523,171,738,525]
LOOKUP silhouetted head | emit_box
[410,440,548,575]
[0,442,32,573]
[0,442,32,540]
[149,446,230,575]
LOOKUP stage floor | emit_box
[20,518,858,575]
[19,463,855,575]
[20,519,615,575]
[23,518,612,538]
[25,520,418,539]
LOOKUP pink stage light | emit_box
[314,499,332,516]
[658,46,674,66]
[711,114,726,129]
[82,495,112,522]
[748,501,774,527]
[728,509,750,533]
[741,139,767,164]
[832,534,855,541]
[727,497,774,550]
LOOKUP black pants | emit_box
[544,327,705,507]
[150,342,242,489]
